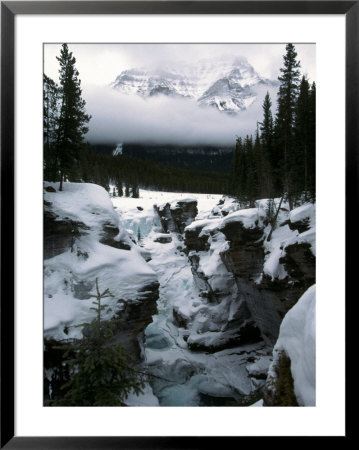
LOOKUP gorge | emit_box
[44,182,315,407]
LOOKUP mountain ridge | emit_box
[112,57,278,114]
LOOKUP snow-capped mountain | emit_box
[112,57,278,114]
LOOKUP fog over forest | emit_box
[44,43,315,146]
[84,83,279,146]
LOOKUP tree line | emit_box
[229,43,316,207]
[75,147,229,195]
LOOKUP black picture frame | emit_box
[1,1,354,447]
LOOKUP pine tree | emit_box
[245,135,258,206]
[259,92,274,161]
[253,126,267,199]
[294,75,311,198]
[56,44,91,191]
[233,137,248,201]
[54,278,145,406]
[229,142,240,196]
[259,92,275,196]
[125,182,130,197]
[132,181,140,198]
[43,74,60,181]
[307,82,316,199]
[275,43,301,205]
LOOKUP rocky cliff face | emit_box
[154,198,198,233]
[220,222,315,345]
[170,198,316,352]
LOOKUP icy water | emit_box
[112,190,268,406]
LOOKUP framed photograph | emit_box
[1,1,354,447]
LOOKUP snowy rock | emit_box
[219,214,265,280]
[154,234,173,244]
[187,321,261,353]
[264,285,316,406]
[184,200,316,347]
[289,203,315,233]
[280,242,316,285]
[246,355,272,380]
[44,182,159,358]
[154,198,198,233]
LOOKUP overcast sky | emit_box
[44,43,315,145]
[44,43,315,85]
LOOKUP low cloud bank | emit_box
[84,85,278,146]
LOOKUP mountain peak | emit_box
[112,57,277,113]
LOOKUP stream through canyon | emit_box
[113,191,271,406]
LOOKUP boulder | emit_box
[154,235,172,244]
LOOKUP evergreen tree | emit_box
[259,92,274,161]
[56,44,91,190]
[229,142,240,196]
[275,43,301,204]
[307,82,316,198]
[294,75,311,198]
[233,137,248,201]
[245,135,258,206]
[54,278,145,406]
[43,74,60,181]
[125,182,130,197]
[253,126,267,199]
[132,181,140,198]
[259,92,275,196]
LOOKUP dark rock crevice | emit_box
[44,209,90,260]
[155,199,198,234]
